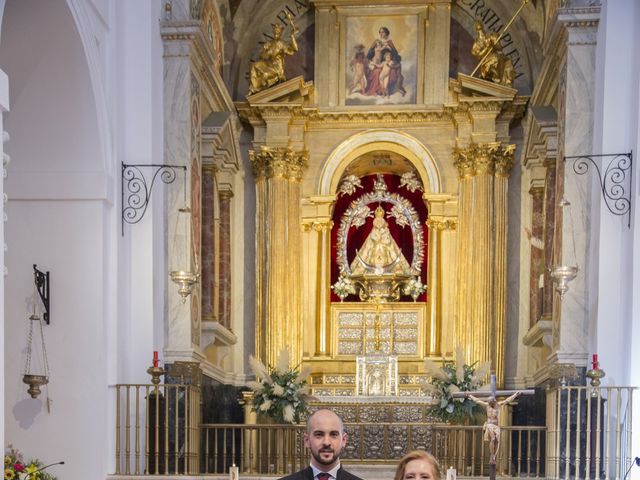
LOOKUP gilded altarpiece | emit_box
[239,0,525,391]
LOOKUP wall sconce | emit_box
[23,266,51,399]
[564,152,632,228]
[121,162,187,235]
[33,264,50,324]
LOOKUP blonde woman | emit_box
[394,450,442,480]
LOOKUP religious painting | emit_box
[345,15,418,105]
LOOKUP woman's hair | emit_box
[379,26,390,36]
[394,450,442,480]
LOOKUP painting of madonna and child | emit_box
[346,15,418,105]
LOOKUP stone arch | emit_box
[318,129,442,196]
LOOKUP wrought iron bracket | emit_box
[564,152,633,228]
[33,264,50,324]
[121,163,187,235]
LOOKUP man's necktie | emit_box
[317,473,331,480]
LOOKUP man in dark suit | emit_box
[278,409,363,480]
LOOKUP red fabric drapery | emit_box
[330,173,429,302]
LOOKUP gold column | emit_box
[426,218,440,356]
[250,146,308,368]
[453,150,474,362]
[314,221,333,356]
[493,146,515,385]
[425,217,458,356]
[453,142,514,385]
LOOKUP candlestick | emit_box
[586,354,605,392]
[153,351,159,368]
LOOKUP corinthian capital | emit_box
[494,143,516,178]
[452,142,515,178]
[426,218,458,231]
[249,146,308,181]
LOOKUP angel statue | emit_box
[471,20,515,86]
[248,12,299,95]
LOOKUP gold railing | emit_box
[113,383,201,475]
[546,385,636,480]
[199,423,546,476]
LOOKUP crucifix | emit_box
[452,374,535,478]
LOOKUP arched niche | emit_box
[318,129,441,197]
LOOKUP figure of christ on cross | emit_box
[452,374,535,474]
[467,391,521,465]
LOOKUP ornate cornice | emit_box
[306,109,451,127]
[236,103,306,126]
[249,146,308,181]
[160,21,200,41]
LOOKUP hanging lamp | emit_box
[23,313,50,399]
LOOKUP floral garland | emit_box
[422,346,490,423]
[247,348,313,424]
[4,445,58,480]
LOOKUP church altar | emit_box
[309,395,438,423]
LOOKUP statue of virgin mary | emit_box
[350,205,412,277]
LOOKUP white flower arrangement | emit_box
[247,348,313,424]
[331,275,356,301]
[422,345,490,423]
[402,277,427,301]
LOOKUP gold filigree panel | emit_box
[332,303,426,358]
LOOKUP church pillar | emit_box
[218,189,233,329]
[201,165,218,323]
[454,153,473,362]
[542,158,557,319]
[425,194,458,356]
[494,149,515,383]
[550,10,599,369]
[250,147,308,368]
[426,218,441,356]
[314,220,333,356]
[454,142,514,384]
[529,186,545,327]
[162,24,204,361]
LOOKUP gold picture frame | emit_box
[338,6,426,106]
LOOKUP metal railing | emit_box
[112,383,636,478]
[546,385,636,480]
[199,423,546,476]
[114,383,201,475]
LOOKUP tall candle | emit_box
[229,464,239,480]
[153,351,159,368]
[446,467,457,480]
[592,353,598,370]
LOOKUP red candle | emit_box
[153,351,159,368]
[592,353,598,370]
